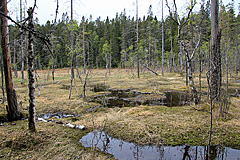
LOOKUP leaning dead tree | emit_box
[0,0,22,121]
[166,0,201,105]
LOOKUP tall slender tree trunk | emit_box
[180,38,183,73]
[235,29,239,77]
[69,0,75,99]
[136,0,140,78]
[13,39,18,77]
[0,0,21,121]
[20,0,25,84]
[199,38,202,101]
[83,16,86,74]
[210,0,221,102]
[0,55,5,104]
[209,0,221,150]
[161,0,164,76]
[27,7,36,132]
[170,25,173,72]
[154,39,156,70]
[224,13,230,112]
[51,33,55,84]
[148,20,151,67]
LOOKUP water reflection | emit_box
[90,89,194,107]
[79,130,240,160]
[162,91,192,107]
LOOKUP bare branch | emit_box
[54,0,59,24]
[190,106,211,114]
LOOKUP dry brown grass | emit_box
[0,68,239,159]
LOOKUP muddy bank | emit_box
[89,84,193,107]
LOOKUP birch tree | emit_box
[166,0,200,105]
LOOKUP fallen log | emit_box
[143,65,159,75]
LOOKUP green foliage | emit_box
[8,3,240,71]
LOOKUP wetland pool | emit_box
[79,130,240,160]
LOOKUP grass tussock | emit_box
[0,68,240,159]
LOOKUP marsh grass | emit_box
[0,68,239,159]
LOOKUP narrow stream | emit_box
[79,130,240,160]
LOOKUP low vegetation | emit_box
[0,68,240,159]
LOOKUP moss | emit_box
[0,68,239,159]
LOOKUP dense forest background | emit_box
[8,0,240,76]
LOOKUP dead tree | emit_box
[82,16,86,74]
[68,0,77,99]
[207,0,221,153]
[210,0,222,103]
[27,7,36,132]
[20,0,25,84]
[13,39,18,77]
[0,54,5,104]
[136,0,140,78]
[0,0,22,121]
[166,0,200,105]
[161,0,164,76]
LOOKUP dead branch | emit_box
[143,65,159,75]
[190,106,211,114]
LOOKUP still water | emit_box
[79,130,240,160]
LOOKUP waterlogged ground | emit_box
[80,130,240,160]
[0,68,240,159]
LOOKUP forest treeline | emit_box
[8,0,240,75]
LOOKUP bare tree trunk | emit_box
[210,0,221,103]
[161,0,164,76]
[69,30,74,99]
[154,39,156,70]
[136,0,140,78]
[183,28,188,86]
[170,25,173,72]
[105,52,109,76]
[20,0,25,84]
[51,55,54,84]
[185,56,188,86]
[13,39,18,77]
[27,7,36,132]
[20,36,25,84]
[224,13,230,113]
[208,0,221,152]
[185,51,199,105]
[69,0,75,99]
[199,40,202,101]
[198,17,202,101]
[83,16,86,74]
[0,0,21,121]
[148,21,151,67]
[235,29,239,78]
[51,34,55,84]
[0,55,5,104]
[109,54,111,74]
[180,38,183,73]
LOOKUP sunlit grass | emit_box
[0,68,239,159]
